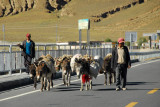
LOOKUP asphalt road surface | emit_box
[0,59,160,107]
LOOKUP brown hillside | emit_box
[0,0,70,17]
[0,0,160,43]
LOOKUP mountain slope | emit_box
[0,0,160,43]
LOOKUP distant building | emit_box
[55,41,116,50]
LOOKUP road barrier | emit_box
[0,44,112,74]
[0,44,160,75]
[130,51,160,61]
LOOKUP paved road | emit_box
[0,59,160,107]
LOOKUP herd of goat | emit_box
[29,53,115,92]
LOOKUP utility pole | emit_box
[3,24,5,45]
[56,24,58,43]
[3,24,5,51]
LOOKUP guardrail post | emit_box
[44,45,46,55]
[96,44,98,55]
[70,45,71,55]
[9,45,12,75]
[50,45,53,56]
[57,45,60,57]
[102,44,104,58]
[37,45,39,58]
[20,48,22,74]
[133,55,135,60]
[104,44,106,57]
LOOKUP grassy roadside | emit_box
[0,0,160,43]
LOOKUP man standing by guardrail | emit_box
[17,33,35,74]
[111,38,131,91]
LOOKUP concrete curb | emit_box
[0,59,138,92]
[0,72,76,92]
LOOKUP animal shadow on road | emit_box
[52,83,103,92]
[52,84,80,92]
[48,103,60,107]
[94,88,115,91]
[71,83,102,86]
[127,82,158,85]
[126,82,158,91]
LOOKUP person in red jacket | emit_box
[17,33,35,74]
[111,38,131,91]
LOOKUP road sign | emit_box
[157,30,160,35]
[78,19,90,30]
[125,32,137,42]
[143,33,156,36]
[143,33,157,40]
[151,33,157,40]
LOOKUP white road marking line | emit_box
[0,90,40,102]
[131,64,142,68]
[0,59,160,102]
[0,79,80,102]
[131,59,160,68]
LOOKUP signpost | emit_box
[78,19,90,54]
[143,33,157,49]
[151,33,157,41]
[78,19,90,30]
[125,32,137,51]
[157,30,160,49]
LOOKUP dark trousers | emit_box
[116,64,127,88]
[24,55,32,73]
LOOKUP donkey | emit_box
[29,64,37,89]
[75,58,91,91]
[103,53,116,85]
[29,57,44,89]
[86,56,103,90]
[70,54,82,75]
[35,54,56,92]
[36,61,53,91]
[55,56,71,86]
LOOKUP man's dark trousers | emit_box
[116,64,127,88]
[24,55,32,73]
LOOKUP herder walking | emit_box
[17,33,35,74]
[111,38,131,91]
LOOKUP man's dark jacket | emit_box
[111,46,131,70]
[19,40,35,58]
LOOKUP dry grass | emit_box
[0,0,160,43]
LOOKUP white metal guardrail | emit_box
[130,51,160,61]
[0,44,112,74]
[0,44,160,75]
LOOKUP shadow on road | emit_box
[127,82,158,85]
[94,88,115,91]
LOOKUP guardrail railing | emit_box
[1,44,160,75]
[130,51,160,61]
[0,44,112,74]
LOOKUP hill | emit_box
[0,0,160,43]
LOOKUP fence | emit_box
[0,44,112,74]
[130,51,160,61]
[0,44,160,75]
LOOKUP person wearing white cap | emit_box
[111,38,131,91]
[17,33,35,74]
